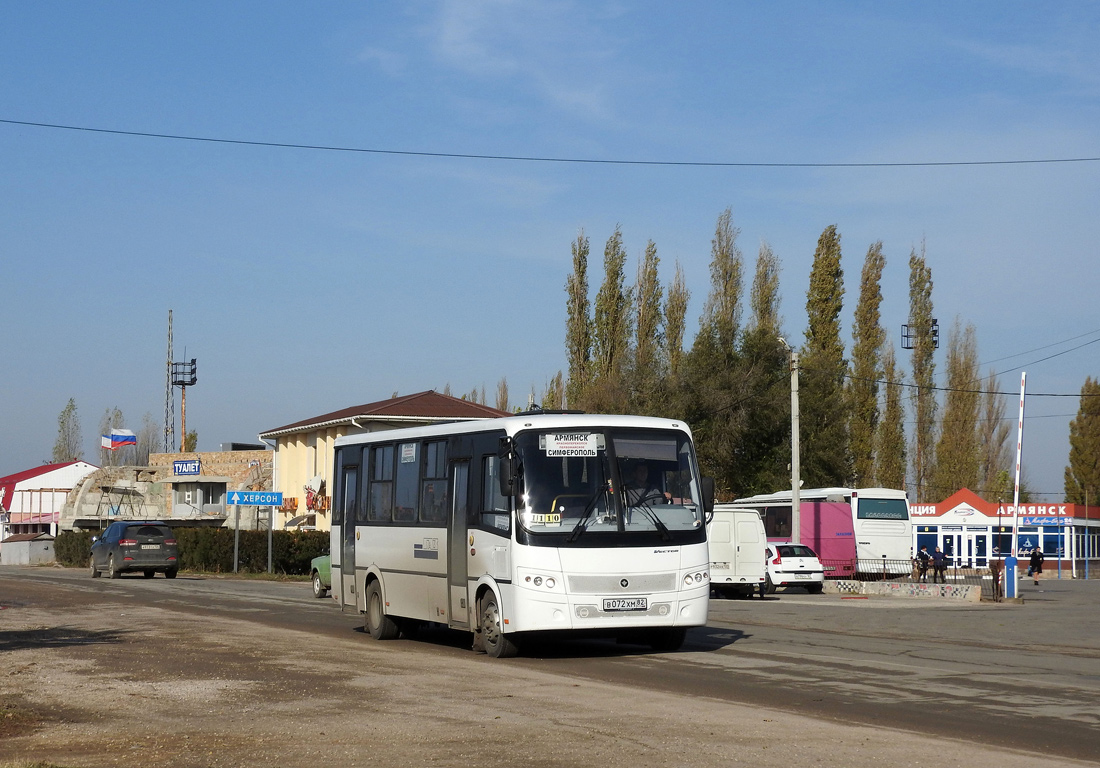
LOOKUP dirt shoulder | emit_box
[0,572,1092,768]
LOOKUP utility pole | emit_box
[780,337,801,545]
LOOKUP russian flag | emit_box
[100,429,137,451]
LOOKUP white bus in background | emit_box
[329,412,715,657]
[729,487,912,577]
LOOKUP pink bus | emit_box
[729,488,912,578]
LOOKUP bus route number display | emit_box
[542,433,600,457]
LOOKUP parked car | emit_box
[310,553,331,598]
[764,543,824,594]
[90,521,179,579]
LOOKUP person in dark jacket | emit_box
[915,546,930,583]
[1029,548,1045,585]
[931,547,947,583]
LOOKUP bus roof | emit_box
[732,487,909,504]
[333,412,694,448]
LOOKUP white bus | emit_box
[729,487,912,577]
[329,412,714,657]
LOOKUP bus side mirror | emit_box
[498,437,516,497]
[701,477,715,519]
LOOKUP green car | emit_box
[310,554,331,599]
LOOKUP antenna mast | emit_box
[165,310,175,452]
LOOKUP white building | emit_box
[0,461,98,541]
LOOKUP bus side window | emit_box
[420,440,448,524]
[481,455,510,533]
[368,445,394,522]
[393,442,419,523]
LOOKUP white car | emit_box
[764,543,825,594]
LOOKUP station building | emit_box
[258,391,507,532]
[912,488,1100,577]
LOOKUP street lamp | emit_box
[779,337,800,545]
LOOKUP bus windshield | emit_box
[514,428,705,544]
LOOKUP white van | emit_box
[707,506,767,598]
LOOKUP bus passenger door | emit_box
[336,456,359,613]
[448,460,470,629]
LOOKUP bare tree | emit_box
[495,377,510,412]
[136,412,161,465]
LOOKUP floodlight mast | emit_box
[171,358,198,452]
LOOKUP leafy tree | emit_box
[677,210,748,497]
[630,239,664,413]
[931,320,980,497]
[663,262,689,379]
[696,208,743,355]
[52,398,83,463]
[183,429,198,453]
[735,241,789,495]
[564,231,592,409]
[541,371,564,410]
[1064,376,1100,504]
[589,227,633,412]
[800,225,849,487]
[748,241,782,335]
[875,342,907,489]
[908,242,937,499]
[977,370,1011,501]
[848,242,886,487]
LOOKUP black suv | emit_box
[90,521,179,579]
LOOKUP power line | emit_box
[4,117,1100,168]
[978,327,1100,368]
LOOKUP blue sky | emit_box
[2,2,1098,501]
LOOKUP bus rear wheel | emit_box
[479,594,519,658]
[366,581,400,641]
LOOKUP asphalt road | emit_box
[3,566,1098,764]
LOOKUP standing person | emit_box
[931,546,947,584]
[915,546,931,583]
[1029,548,1045,586]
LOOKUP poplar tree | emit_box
[589,227,633,412]
[495,377,510,412]
[696,208,743,355]
[1064,376,1100,505]
[52,397,83,463]
[977,370,1011,501]
[875,342,907,489]
[679,209,747,496]
[931,320,980,497]
[541,371,565,410]
[908,243,937,499]
[800,225,848,487]
[135,412,161,466]
[736,241,789,495]
[630,240,664,413]
[848,242,886,487]
[564,231,592,409]
[664,263,689,379]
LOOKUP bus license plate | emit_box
[603,597,647,612]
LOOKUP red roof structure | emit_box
[0,462,84,512]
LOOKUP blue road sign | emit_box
[227,490,283,507]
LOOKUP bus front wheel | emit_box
[479,594,520,659]
[366,581,400,641]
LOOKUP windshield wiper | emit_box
[567,484,609,542]
[632,503,673,541]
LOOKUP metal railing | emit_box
[822,558,1002,600]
